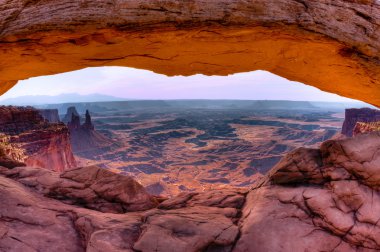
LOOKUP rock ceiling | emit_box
[0,0,380,106]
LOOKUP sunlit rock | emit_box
[0,1,380,105]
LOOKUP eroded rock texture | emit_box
[342,108,380,137]
[0,165,159,213]
[354,121,380,136]
[0,106,76,172]
[236,132,380,251]
[66,108,116,157]
[1,133,380,251]
[0,166,243,252]
[0,1,380,105]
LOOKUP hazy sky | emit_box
[0,67,358,102]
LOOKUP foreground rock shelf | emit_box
[1,132,380,251]
[1,1,380,106]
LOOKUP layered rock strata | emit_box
[354,121,380,136]
[1,132,380,251]
[0,106,76,172]
[342,108,380,137]
[67,108,116,157]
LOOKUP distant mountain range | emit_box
[0,93,373,110]
[30,99,374,115]
[0,93,128,105]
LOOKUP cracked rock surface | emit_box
[236,132,380,251]
[1,132,380,251]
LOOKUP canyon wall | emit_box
[342,108,380,137]
[354,121,380,136]
[0,106,76,172]
[62,106,80,124]
[0,1,380,105]
[38,109,60,123]
[66,108,116,157]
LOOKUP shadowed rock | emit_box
[38,109,60,123]
[342,108,380,137]
[66,108,116,157]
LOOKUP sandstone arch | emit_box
[0,0,380,106]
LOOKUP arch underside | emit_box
[0,0,379,106]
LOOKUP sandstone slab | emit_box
[0,1,380,105]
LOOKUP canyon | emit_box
[49,100,345,196]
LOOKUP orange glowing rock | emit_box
[0,1,379,105]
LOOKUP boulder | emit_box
[0,165,159,213]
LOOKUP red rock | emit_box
[0,106,76,172]
[1,132,380,251]
[159,189,246,210]
[134,206,239,252]
[0,166,242,251]
[235,132,380,251]
[353,121,380,136]
[342,108,380,137]
[0,165,158,213]
[1,1,380,106]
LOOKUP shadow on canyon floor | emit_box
[39,100,350,196]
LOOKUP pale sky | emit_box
[0,67,358,102]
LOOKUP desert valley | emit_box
[37,100,351,196]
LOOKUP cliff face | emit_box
[1,1,380,106]
[62,106,80,124]
[1,133,380,251]
[0,106,76,172]
[66,108,115,157]
[38,109,60,123]
[341,108,380,137]
[354,121,380,136]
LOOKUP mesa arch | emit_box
[0,0,380,106]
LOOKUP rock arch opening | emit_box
[0,66,370,196]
